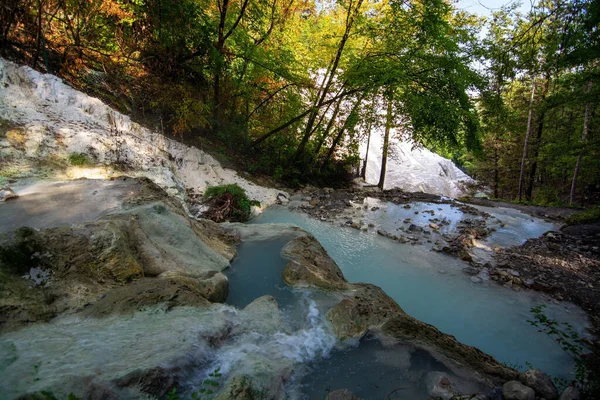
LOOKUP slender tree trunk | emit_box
[493,144,499,199]
[569,81,593,205]
[525,77,550,201]
[32,0,44,69]
[252,88,361,146]
[361,93,377,180]
[361,123,372,180]
[517,78,536,202]
[323,96,363,165]
[314,98,343,155]
[290,0,363,163]
[378,96,393,190]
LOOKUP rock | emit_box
[214,375,256,400]
[276,193,289,205]
[327,284,404,340]
[328,389,361,400]
[462,266,479,275]
[429,223,440,230]
[114,366,177,398]
[425,372,456,400]
[382,314,518,384]
[502,381,535,400]
[0,187,18,202]
[0,182,238,331]
[82,276,211,317]
[559,386,580,400]
[281,235,348,290]
[522,369,559,399]
[407,224,422,232]
[486,386,503,400]
[302,196,312,202]
[371,207,380,211]
[470,276,482,283]
[195,271,229,302]
[237,295,285,335]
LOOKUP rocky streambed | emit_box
[0,177,576,400]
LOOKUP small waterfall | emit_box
[359,127,473,198]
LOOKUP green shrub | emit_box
[67,153,92,166]
[203,184,260,222]
[565,207,600,225]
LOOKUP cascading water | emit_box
[359,125,473,198]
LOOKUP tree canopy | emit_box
[1,0,598,201]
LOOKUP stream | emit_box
[0,181,590,399]
[250,205,588,379]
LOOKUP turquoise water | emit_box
[298,336,479,399]
[251,206,588,378]
[225,236,297,308]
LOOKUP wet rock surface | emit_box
[326,284,405,340]
[502,380,535,400]
[495,225,600,328]
[521,368,558,400]
[281,235,348,290]
[0,178,237,332]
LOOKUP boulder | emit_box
[235,295,285,335]
[522,368,559,399]
[281,235,348,290]
[326,284,405,340]
[502,381,535,400]
[195,271,229,302]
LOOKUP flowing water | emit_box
[251,205,588,379]
[0,180,590,398]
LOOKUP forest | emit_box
[0,0,598,204]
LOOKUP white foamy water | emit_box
[360,130,473,198]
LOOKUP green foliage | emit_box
[565,207,600,225]
[203,184,260,222]
[67,153,92,167]
[528,305,599,396]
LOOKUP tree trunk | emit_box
[323,96,363,165]
[525,76,550,201]
[378,96,393,190]
[569,81,593,205]
[493,144,499,199]
[290,0,363,163]
[252,88,361,146]
[32,0,44,69]
[361,123,372,180]
[517,78,536,202]
[314,98,343,155]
